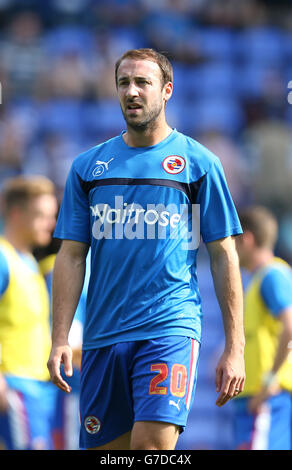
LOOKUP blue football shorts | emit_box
[232,391,292,450]
[79,336,200,448]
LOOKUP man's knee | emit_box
[130,421,179,450]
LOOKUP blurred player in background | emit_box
[47,48,245,450]
[0,176,58,450]
[38,245,89,450]
[234,206,292,450]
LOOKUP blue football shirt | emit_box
[54,129,242,349]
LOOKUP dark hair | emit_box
[115,48,173,87]
[238,205,278,249]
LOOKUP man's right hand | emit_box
[47,344,73,393]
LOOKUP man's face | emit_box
[19,194,58,247]
[116,58,172,131]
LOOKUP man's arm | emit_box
[271,307,292,373]
[206,236,245,406]
[0,252,10,410]
[47,239,89,393]
[0,373,9,412]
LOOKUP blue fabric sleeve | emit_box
[54,163,90,244]
[260,267,292,316]
[197,158,243,243]
[0,249,9,296]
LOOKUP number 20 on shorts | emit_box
[149,363,187,397]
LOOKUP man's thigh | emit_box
[87,421,179,451]
[88,421,180,450]
[131,421,180,450]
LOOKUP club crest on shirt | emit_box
[84,415,101,434]
[162,155,186,174]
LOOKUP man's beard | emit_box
[121,101,164,132]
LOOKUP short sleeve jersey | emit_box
[54,129,242,349]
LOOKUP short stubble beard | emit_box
[121,100,164,133]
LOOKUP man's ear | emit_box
[163,81,173,105]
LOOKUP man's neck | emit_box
[123,121,173,148]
